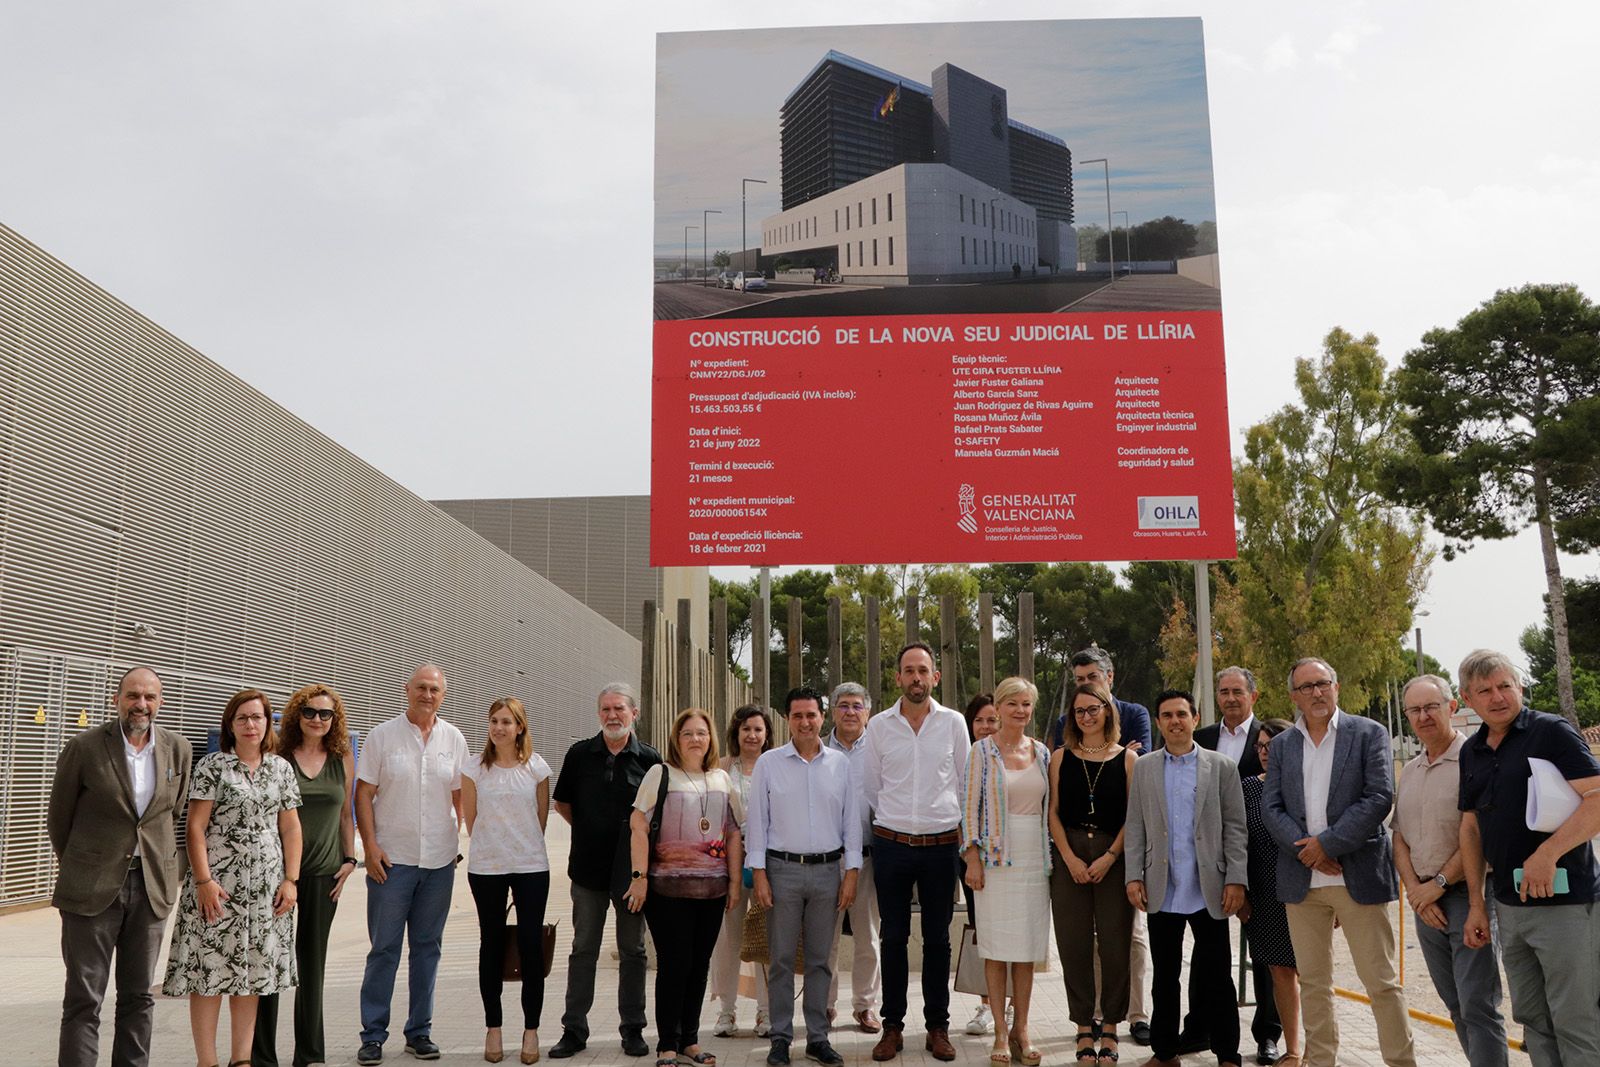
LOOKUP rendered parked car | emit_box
[734,271,768,292]
[717,270,738,288]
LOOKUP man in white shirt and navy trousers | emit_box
[860,643,972,1062]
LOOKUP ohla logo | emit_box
[1137,495,1200,530]
[957,484,978,533]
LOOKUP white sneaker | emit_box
[966,1004,993,1036]
[713,1010,737,1037]
[754,1009,772,1037]
[1005,1002,1015,1030]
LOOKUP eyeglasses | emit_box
[1403,702,1444,718]
[1073,703,1107,717]
[302,708,335,721]
[1254,741,1271,752]
[1292,679,1335,695]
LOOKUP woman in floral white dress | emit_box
[163,689,303,1067]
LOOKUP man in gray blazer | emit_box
[47,665,192,1067]
[1125,689,1248,1067]
[1262,657,1416,1067]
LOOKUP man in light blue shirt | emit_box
[749,686,863,1067]
[1125,689,1248,1067]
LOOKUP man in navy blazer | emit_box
[1263,657,1416,1067]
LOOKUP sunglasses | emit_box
[302,707,335,721]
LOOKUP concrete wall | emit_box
[1176,252,1221,288]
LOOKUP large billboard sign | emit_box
[652,18,1235,566]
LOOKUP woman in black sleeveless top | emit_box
[1048,683,1138,1064]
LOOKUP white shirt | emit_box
[825,728,873,839]
[123,729,157,856]
[463,754,552,875]
[357,713,468,868]
[1295,708,1344,888]
[1217,715,1255,766]
[859,698,971,836]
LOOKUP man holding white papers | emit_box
[1391,675,1506,1067]
[1457,649,1600,1067]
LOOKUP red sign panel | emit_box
[651,311,1236,565]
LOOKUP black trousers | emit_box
[644,893,726,1052]
[468,871,552,1030]
[873,834,959,1031]
[1149,909,1239,1064]
[1181,944,1281,1045]
[253,873,340,1067]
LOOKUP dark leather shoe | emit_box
[1256,1039,1279,1065]
[925,1029,956,1062]
[767,1039,791,1066]
[405,1035,441,1060]
[547,1034,586,1059]
[805,1041,844,1065]
[1129,1022,1151,1047]
[621,1032,650,1057]
[358,1042,384,1065]
[871,1025,903,1062]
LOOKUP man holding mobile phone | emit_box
[1457,649,1600,1067]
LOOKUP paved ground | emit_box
[6,816,1513,1065]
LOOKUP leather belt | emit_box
[768,848,844,865]
[873,825,960,847]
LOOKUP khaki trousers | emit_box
[1285,886,1416,1067]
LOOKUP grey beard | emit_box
[602,723,633,742]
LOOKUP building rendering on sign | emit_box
[761,52,1077,285]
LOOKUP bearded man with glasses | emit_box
[1262,657,1417,1067]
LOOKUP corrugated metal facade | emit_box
[0,223,639,908]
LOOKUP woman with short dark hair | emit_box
[710,704,774,1037]
[164,689,302,1067]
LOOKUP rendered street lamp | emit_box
[742,177,767,275]
[683,224,698,281]
[703,209,722,286]
[1078,158,1114,280]
[1114,210,1134,271]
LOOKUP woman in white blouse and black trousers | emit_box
[463,698,554,1065]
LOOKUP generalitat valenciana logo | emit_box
[957,484,978,533]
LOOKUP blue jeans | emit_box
[872,833,958,1031]
[1415,885,1507,1067]
[359,863,455,1045]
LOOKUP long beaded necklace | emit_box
[686,769,712,833]
[1078,746,1111,816]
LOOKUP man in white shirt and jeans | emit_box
[354,664,468,1065]
[860,643,971,1063]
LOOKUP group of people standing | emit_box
[44,639,1600,1067]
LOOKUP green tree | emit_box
[1520,577,1600,727]
[1192,220,1218,257]
[709,574,755,682]
[712,250,731,268]
[1075,225,1105,267]
[1382,284,1600,724]
[1223,327,1432,717]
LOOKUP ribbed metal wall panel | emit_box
[0,222,640,908]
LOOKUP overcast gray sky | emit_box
[2,1,1596,680]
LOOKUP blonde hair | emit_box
[667,708,720,770]
[993,676,1039,714]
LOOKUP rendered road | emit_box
[655,275,1221,320]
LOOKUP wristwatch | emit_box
[630,869,645,881]
[341,856,358,868]
[1434,873,1449,890]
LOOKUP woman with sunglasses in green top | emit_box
[252,685,357,1067]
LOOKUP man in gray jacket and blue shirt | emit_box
[1125,688,1248,1067]
[1263,656,1417,1067]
